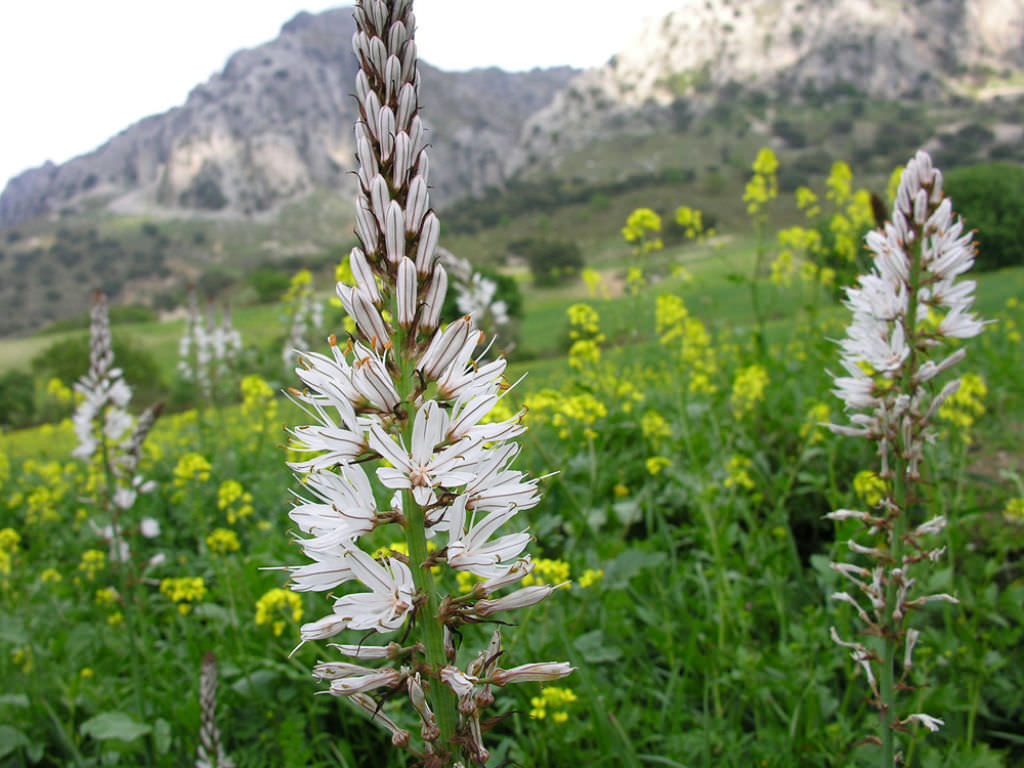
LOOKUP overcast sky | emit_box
[0,1,685,191]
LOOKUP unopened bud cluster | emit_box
[283,2,571,764]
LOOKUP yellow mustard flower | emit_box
[1004,498,1024,525]
[173,453,212,486]
[724,455,756,492]
[160,577,207,615]
[731,365,769,419]
[530,686,578,721]
[207,528,240,554]
[522,558,570,587]
[938,372,987,443]
[853,470,887,508]
[646,456,671,476]
[78,549,106,580]
[256,588,304,637]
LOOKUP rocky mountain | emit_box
[0,8,576,228]
[519,0,1024,161]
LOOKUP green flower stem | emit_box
[880,227,924,767]
[391,323,460,757]
[403,489,460,754]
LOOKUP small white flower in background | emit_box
[140,518,161,539]
[281,2,571,764]
[282,270,323,367]
[179,285,243,400]
[438,248,512,348]
[827,151,984,760]
[73,292,161,561]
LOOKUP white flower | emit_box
[330,548,414,633]
[288,465,378,546]
[474,585,559,617]
[370,401,482,506]
[446,495,531,579]
[902,713,945,732]
[140,518,161,538]
[490,662,575,686]
[288,547,355,593]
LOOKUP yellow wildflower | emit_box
[566,303,602,339]
[622,208,663,254]
[255,588,304,637]
[0,528,20,552]
[1004,498,1024,524]
[646,456,671,476]
[641,411,671,443]
[938,373,987,443]
[207,528,240,554]
[801,402,831,444]
[160,577,207,615]
[530,686,578,721]
[522,558,570,587]
[853,470,887,508]
[730,365,769,419]
[581,268,609,299]
[724,455,756,491]
[173,453,212,486]
[568,339,602,371]
[78,549,106,580]
[795,186,820,218]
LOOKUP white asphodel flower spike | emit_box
[826,151,985,764]
[280,1,570,764]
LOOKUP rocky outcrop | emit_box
[0,8,576,227]
[520,0,1024,159]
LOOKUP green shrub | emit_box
[946,163,1024,270]
[0,370,35,429]
[249,268,293,304]
[30,334,165,408]
[36,305,157,335]
[511,238,583,286]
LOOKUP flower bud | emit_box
[490,662,574,686]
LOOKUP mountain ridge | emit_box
[0,7,576,228]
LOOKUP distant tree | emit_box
[31,334,164,407]
[249,268,292,304]
[946,163,1024,271]
[511,238,584,287]
[0,370,35,429]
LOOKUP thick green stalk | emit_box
[403,490,460,753]
[391,322,460,757]
[880,229,923,767]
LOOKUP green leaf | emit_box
[80,712,151,743]
[0,725,31,760]
[231,668,280,696]
[573,629,623,664]
[0,693,29,708]
[604,548,666,588]
[153,719,171,754]
[191,602,231,624]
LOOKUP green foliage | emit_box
[248,268,292,304]
[0,370,35,429]
[36,305,158,336]
[512,237,584,286]
[30,334,165,408]
[946,163,1024,270]
[440,265,523,324]
[197,268,237,299]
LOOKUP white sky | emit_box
[0,1,685,192]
